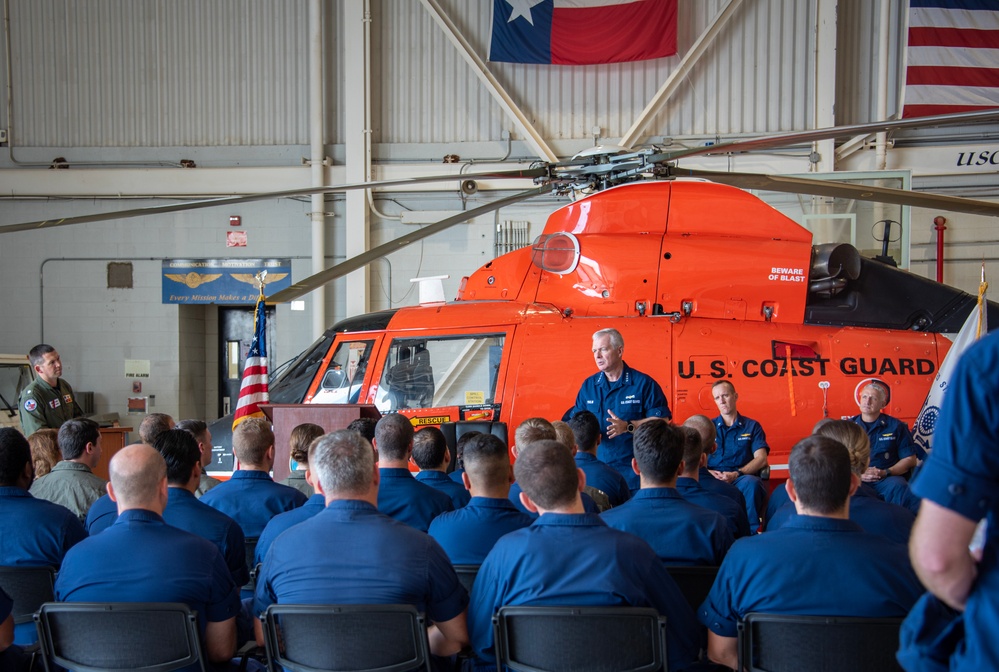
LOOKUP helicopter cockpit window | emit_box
[308,339,374,405]
[268,332,335,404]
[375,334,505,412]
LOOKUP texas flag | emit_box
[489,0,678,66]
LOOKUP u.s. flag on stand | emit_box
[489,0,678,65]
[903,0,999,118]
[912,265,988,453]
[232,293,269,430]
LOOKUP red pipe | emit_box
[934,216,947,283]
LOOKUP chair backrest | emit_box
[244,537,259,591]
[664,565,719,613]
[35,602,205,672]
[440,421,509,472]
[738,613,905,672]
[0,565,55,625]
[493,605,667,672]
[453,565,480,594]
[262,604,431,672]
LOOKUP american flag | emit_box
[232,291,269,430]
[903,0,999,118]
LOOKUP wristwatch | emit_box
[626,422,635,433]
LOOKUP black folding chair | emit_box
[664,566,719,613]
[493,605,667,672]
[34,602,205,672]
[0,566,55,629]
[261,604,431,672]
[453,564,480,594]
[737,613,905,672]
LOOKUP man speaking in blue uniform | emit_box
[566,328,670,490]
[708,381,770,532]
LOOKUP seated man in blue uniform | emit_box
[428,432,533,564]
[901,331,999,671]
[413,426,471,509]
[374,413,453,532]
[448,430,482,485]
[699,435,924,670]
[200,417,308,538]
[469,439,700,671]
[138,412,174,446]
[29,417,107,522]
[508,418,602,517]
[254,432,327,566]
[0,427,87,645]
[707,381,770,533]
[55,444,240,670]
[565,328,671,490]
[681,415,748,508]
[849,381,922,515]
[767,421,914,545]
[602,419,733,565]
[568,411,631,507]
[176,419,222,497]
[675,423,751,539]
[253,429,469,657]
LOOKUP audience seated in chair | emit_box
[602,419,734,566]
[374,414,453,532]
[253,429,469,659]
[54,444,240,670]
[413,426,471,509]
[200,417,307,538]
[278,422,324,498]
[428,432,533,565]
[676,417,752,539]
[568,411,632,507]
[175,418,222,498]
[698,435,924,670]
[469,439,700,672]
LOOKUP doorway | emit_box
[218,306,277,418]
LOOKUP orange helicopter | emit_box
[4,110,999,480]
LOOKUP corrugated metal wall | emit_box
[836,0,906,126]
[5,0,906,150]
[375,0,817,145]
[7,0,312,147]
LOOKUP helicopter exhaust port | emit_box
[808,243,861,297]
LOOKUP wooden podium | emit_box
[260,404,381,482]
[94,427,133,481]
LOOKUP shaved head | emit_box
[109,444,168,513]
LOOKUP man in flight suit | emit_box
[18,344,83,435]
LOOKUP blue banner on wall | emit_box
[162,258,292,304]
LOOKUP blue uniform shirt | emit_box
[469,512,699,672]
[767,485,914,545]
[199,469,308,538]
[377,468,454,532]
[428,496,534,565]
[254,500,467,625]
[574,453,632,506]
[601,487,733,565]
[907,331,999,671]
[697,466,747,507]
[55,508,240,672]
[699,515,923,638]
[850,413,918,469]
[508,482,601,518]
[708,414,769,471]
[449,468,465,484]
[568,362,670,482]
[0,486,87,645]
[415,470,471,509]
[84,493,117,535]
[675,476,751,539]
[254,494,326,566]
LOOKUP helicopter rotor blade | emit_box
[679,168,999,218]
[265,184,554,304]
[658,109,999,162]
[0,167,550,235]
